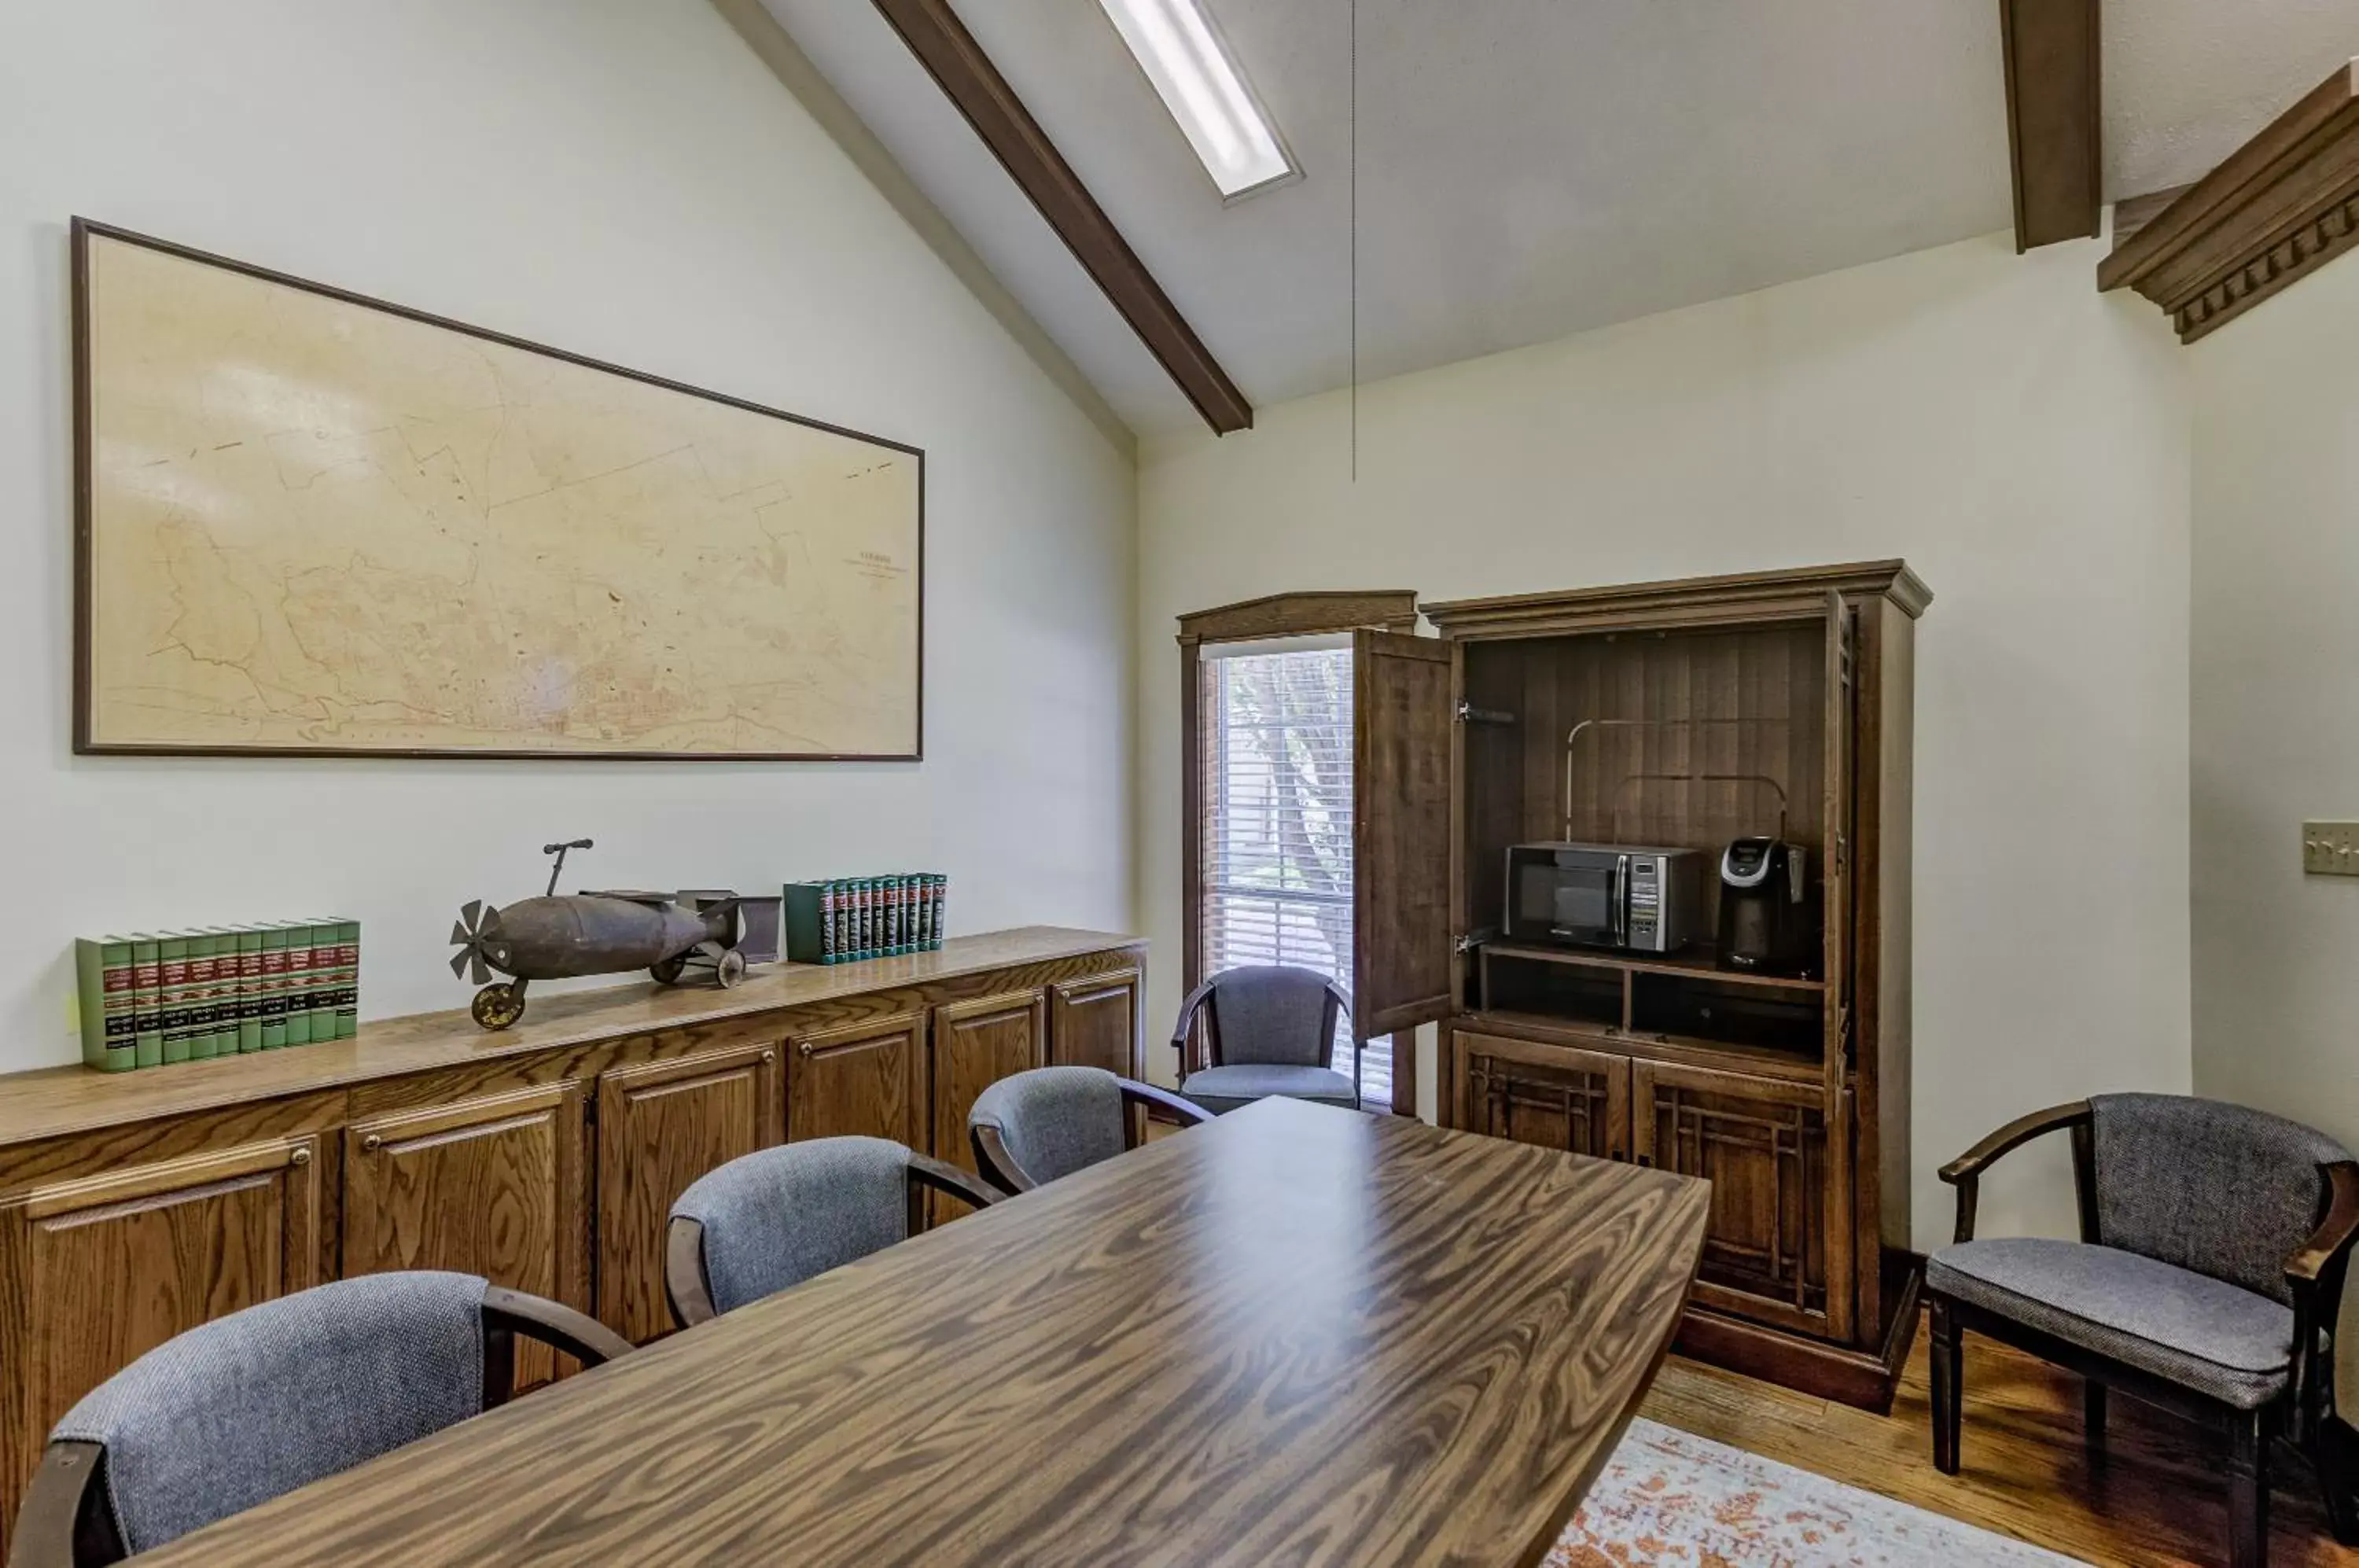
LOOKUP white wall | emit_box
[0,0,1135,1068]
[1139,226,2192,1249]
[2190,254,2359,1153]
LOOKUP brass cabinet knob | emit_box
[761,1048,777,1064]
[361,1134,383,1154]
[289,1146,312,1166]
[798,1041,815,1058]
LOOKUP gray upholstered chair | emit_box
[9,1271,630,1566]
[968,1065,1213,1194]
[664,1136,999,1328]
[1928,1093,2359,1568]
[1169,965,1359,1116]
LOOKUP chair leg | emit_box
[2319,1419,2359,1548]
[2083,1378,2107,1456]
[1930,1295,1963,1475]
[2227,1408,2270,1568]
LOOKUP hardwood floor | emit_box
[1641,1322,2359,1566]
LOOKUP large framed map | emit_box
[72,220,922,760]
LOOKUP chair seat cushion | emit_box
[1180,1064,1359,1117]
[1925,1237,2295,1409]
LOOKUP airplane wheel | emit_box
[715,950,746,989]
[650,955,688,985]
[471,983,527,1031]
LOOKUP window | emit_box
[1197,637,1388,1108]
[1099,0,1297,201]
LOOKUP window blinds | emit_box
[1198,641,1389,1107]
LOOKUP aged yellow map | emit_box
[79,228,922,756]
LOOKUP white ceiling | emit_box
[758,1,2359,438]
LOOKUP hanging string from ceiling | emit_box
[1349,0,1359,483]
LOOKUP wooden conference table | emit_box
[144,1098,1709,1567]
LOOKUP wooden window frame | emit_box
[1176,591,1419,1109]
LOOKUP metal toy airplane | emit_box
[450,840,746,1030]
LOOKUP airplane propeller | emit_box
[448,899,500,985]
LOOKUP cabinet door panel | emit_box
[932,990,1047,1180]
[1354,630,1457,1040]
[343,1084,587,1386]
[0,1139,320,1540]
[1047,968,1141,1079]
[1451,1030,1628,1160]
[787,1011,924,1147]
[597,1043,783,1342]
[1632,1061,1830,1335]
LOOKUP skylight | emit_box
[1098,0,1296,201]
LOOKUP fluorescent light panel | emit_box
[1099,0,1295,199]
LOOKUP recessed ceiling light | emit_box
[1098,0,1297,201]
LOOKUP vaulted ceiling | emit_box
[756,0,2359,437]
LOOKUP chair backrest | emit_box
[1204,966,1341,1069]
[669,1136,914,1317]
[2091,1092,2352,1304]
[46,1272,492,1558]
[970,1066,1129,1190]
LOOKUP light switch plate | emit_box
[2303,822,2359,875]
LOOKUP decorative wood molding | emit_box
[1175,590,1420,647]
[1999,0,2102,251]
[867,0,1253,436]
[2100,59,2359,344]
[1422,561,1931,639]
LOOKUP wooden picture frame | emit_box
[72,219,924,761]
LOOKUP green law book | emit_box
[74,937,138,1073]
[335,918,360,1038]
[307,919,341,1041]
[235,926,266,1051]
[932,874,948,948]
[156,932,196,1065]
[281,920,315,1047]
[259,922,291,1049]
[202,928,241,1058]
[917,874,937,951]
[130,934,164,1068]
[186,931,225,1060]
[856,878,876,962]
[829,878,850,963]
[891,874,911,955]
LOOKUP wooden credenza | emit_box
[0,926,1143,1545]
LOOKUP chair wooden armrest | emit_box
[1169,979,1219,1078]
[2286,1161,2359,1286]
[482,1286,633,1368]
[7,1439,114,1568]
[2285,1161,2359,1441]
[665,1216,720,1331]
[1121,1078,1213,1127]
[910,1151,1002,1216]
[1938,1100,2093,1245]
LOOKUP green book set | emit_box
[73,918,359,1073]
[780,874,947,966]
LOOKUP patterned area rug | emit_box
[1553,1419,2083,1566]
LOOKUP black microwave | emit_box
[1503,842,1703,954]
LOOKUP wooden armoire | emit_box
[1338,560,1927,1408]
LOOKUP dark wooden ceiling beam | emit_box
[868,0,1253,436]
[1999,0,2102,251]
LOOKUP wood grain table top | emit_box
[141,1099,1709,1567]
[0,926,1141,1149]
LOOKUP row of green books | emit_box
[780,875,948,965]
[73,920,360,1073]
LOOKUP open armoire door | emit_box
[1351,631,1458,1081]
